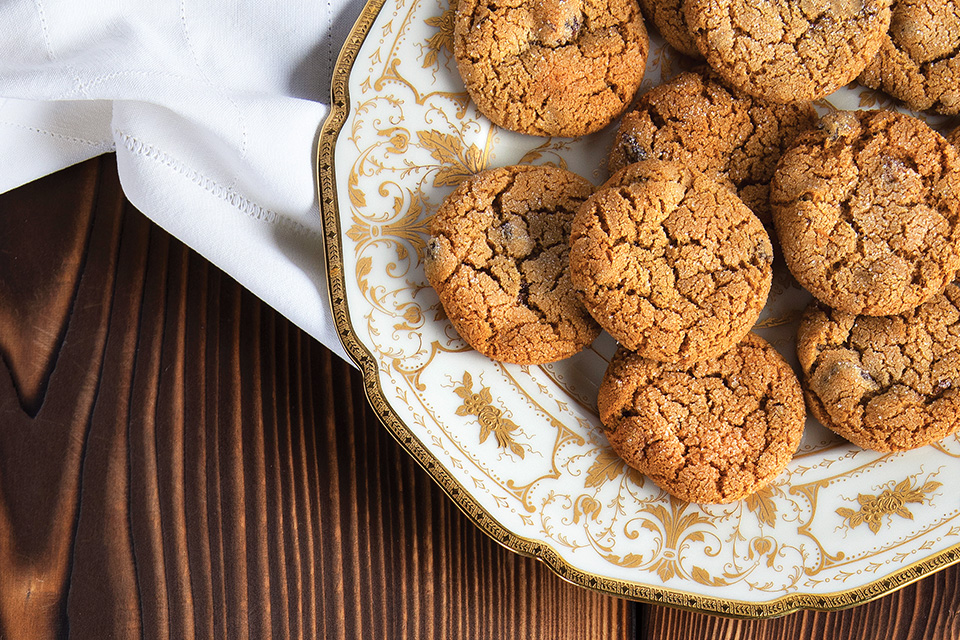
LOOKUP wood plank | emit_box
[0,156,632,639]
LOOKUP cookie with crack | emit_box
[608,68,818,222]
[859,0,960,115]
[424,164,600,364]
[598,333,806,503]
[797,288,960,451]
[684,0,892,103]
[771,109,960,316]
[454,0,649,137]
[638,0,701,57]
[570,160,773,364]
[948,123,960,148]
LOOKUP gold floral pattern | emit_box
[453,372,526,459]
[584,448,643,489]
[745,485,779,528]
[417,130,489,187]
[857,85,898,110]
[423,4,454,69]
[837,477,943,534]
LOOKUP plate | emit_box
[317,0,960,617]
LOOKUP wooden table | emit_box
[1,156,958,638]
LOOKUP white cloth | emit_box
[0,0,369,363]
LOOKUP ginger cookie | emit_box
[424,165,600,364]
[797,289,960,451]
[684,0,892,103]
[859,0,960,115]
[771,109,960,316]
[608,68,818,222]
[948,123,960,148]
[638,0,701,58]
[598,333,806,504]
[454,0,649,137]
[570,160,773,364]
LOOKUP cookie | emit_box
[684,0,892,103]
[771,109,960,316]
[608,68,818,221]
[454,0,649,137]
[597,333,806,503]
[948,123,960,148]
[859,0,960,115]
[570,160,773,364]
[797,289,960,451]
[638,0,701,57]
[424,165,600,364]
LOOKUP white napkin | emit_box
[0,0,370,363]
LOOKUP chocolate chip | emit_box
[518,281,530,307]
[621,134,649,165]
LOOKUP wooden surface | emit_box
[0,156,959,639]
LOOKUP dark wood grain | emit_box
[0,157,632,639]
[5,156,960,640]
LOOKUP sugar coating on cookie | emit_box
[424,165,600,364]
[859,0,960,115]
[771,109,960,316]
[638,0,702,57]
[948,124,960,148]
[797,289,960,451]
[685,0,892,103]
[608,68,818,221]
[570,160,773,364]
[454,0,649,137]
[597,333,806,503]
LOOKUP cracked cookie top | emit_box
[424,164,600,364]
[597,333,806,503]
[608,68,818,222]
[685,0,892,103]
[948,123,960,148]
[797,288,960,451]
[454,0,649,137]
[859,0,960,115]
[638,0,702,57]
[570,160,773,364]
[771,109,960,316]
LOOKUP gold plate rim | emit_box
[315,0,960,618]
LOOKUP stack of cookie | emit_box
[606,67,820,223]
[426,0,960,503]
[637,0,959,116]
[773,109,960,453]
[571,160,807,504]
[424,155,809,504]
[604,1,960,469]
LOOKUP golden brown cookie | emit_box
[570,160,773,364]
[859,0,960,115]
[797,288,960,451]
[638,0,701,57]
[424,165,600,364]
[948,123,960,148]
[771,109,960,316]
[598,333,806,503]
[454,0,649,137]
[608,68,818,222]
[684,0,892,103]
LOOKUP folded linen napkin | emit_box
[0,0,370,363]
